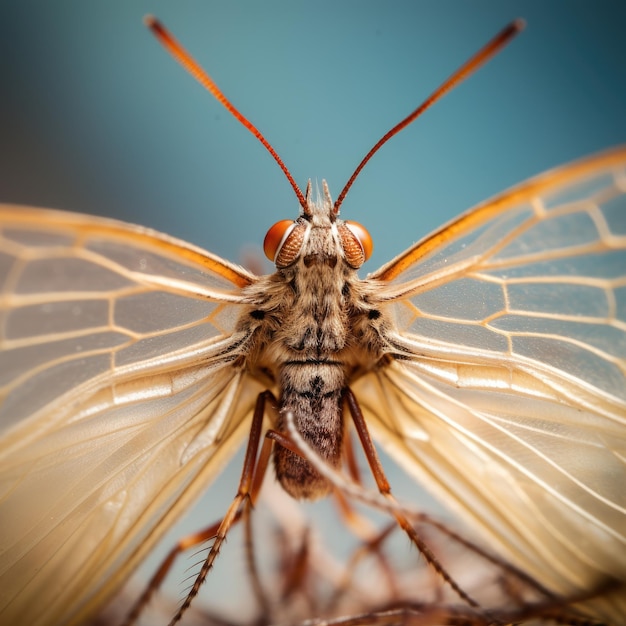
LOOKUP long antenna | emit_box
[146,17,524,216]
[333,19,525,213]
[145,15,308,211]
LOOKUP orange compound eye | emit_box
[344,221,373,261]
[263,220,296,262]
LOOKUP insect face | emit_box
[263,184,373,269]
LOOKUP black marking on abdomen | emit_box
[274,365,345,501]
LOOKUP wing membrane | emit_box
[356,363,626,621]
[0,207,260,626]
[362,147,626,621]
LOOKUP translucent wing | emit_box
[0,207,264,626]
[357,147,626,622]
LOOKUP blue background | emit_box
[1,1,626,620]
[2,2,625,272]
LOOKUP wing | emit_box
[357,147,626,622]
[0,207,264,626]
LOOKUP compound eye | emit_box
[263,220,307,267]
[263,220,296,262]
[344,220,373,262]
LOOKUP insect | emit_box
[1,13,625,626]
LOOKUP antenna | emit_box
[146,17,524,216]
[333,19,525,213]
[145,15,307,211]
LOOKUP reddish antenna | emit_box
[333,19,525,213]
[145,15,308,212]
[146,16,524,216]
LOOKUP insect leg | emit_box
[322,521,402,617]
[239,413,288,618]
[120,518,230,626]
[331,433,407,602]
[343,387,481,610]
[333,431,381,539]
[166,389,278,625]
[278,526,314,605]
[120,390,276,626]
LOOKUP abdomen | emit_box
[273,362,345,500]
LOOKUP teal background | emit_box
[1,2,625,272]
[1,1,626,620]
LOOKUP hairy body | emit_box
[239,188,388,498]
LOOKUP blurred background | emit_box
[2,1,626,622]
[2,2,625,270]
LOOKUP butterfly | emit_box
[1,16,625,626]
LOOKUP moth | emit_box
[1,15,625,626]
